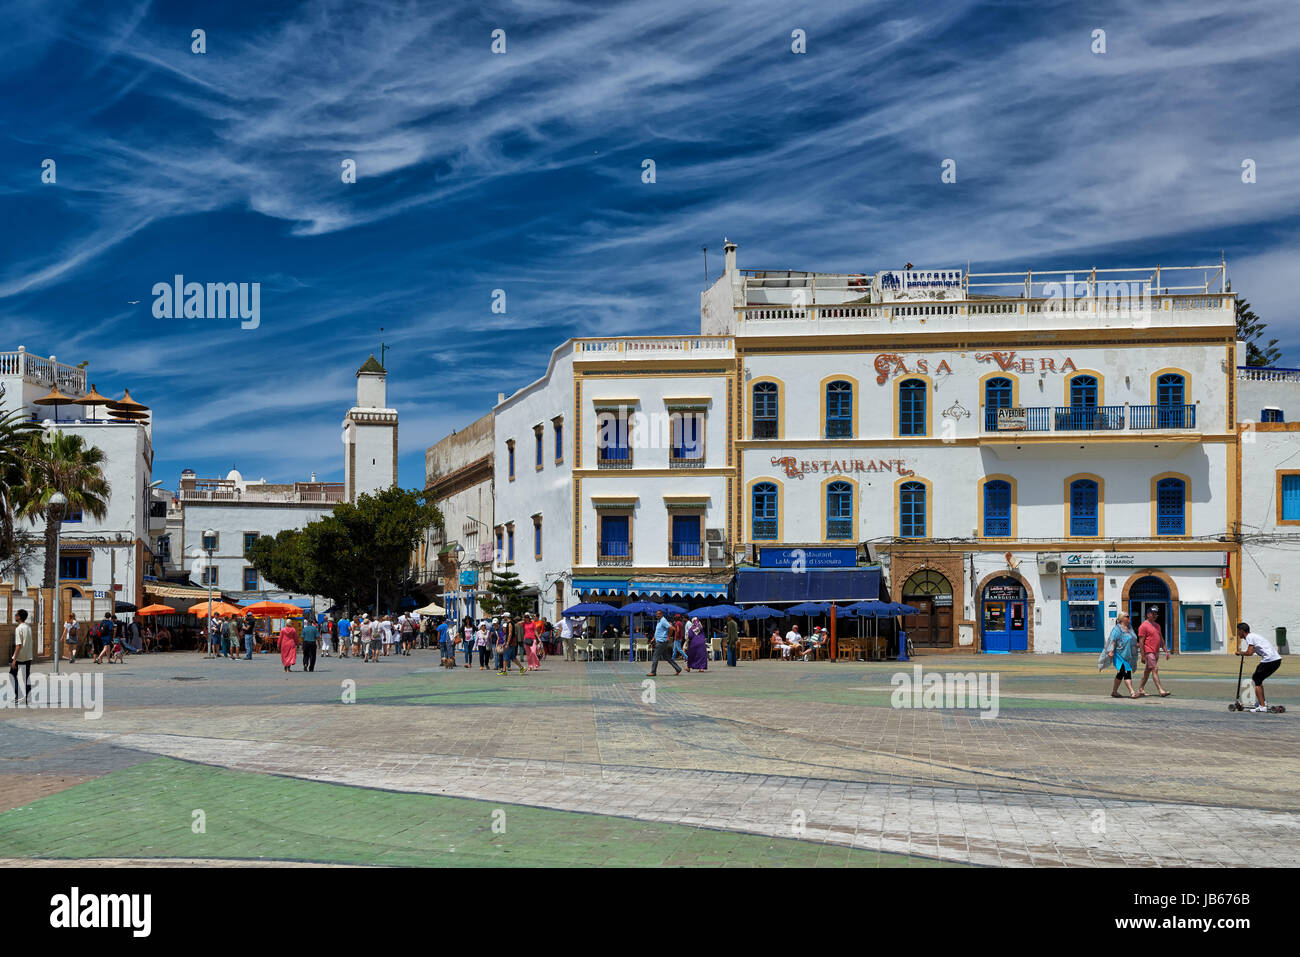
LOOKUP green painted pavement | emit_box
[0,757,958,867]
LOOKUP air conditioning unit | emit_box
[707,542,727,564]
[1036,554,1061,576]
[705,527,725,542]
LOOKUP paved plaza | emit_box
[0,648,1296,867]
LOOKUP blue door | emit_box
[981,578,1028,652]
[1181,604,1211,652]
[1129,576,1173,651]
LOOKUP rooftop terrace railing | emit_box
[1238,366,1300,382]
[0,349,87,394]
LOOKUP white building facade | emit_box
[478,244,1258,655]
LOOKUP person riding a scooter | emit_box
[1235,622,1283,713]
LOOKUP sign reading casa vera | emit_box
[760,548,857,569]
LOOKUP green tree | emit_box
[1236,297,1282,367]
[485,568,532,618]
[0,404,40,577]
[247,487,442,613]
[13,430,111,587]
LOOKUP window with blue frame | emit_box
[58,555,88,579]
[753,383,778,438]
[1070,479,1099,535]
[1156,373,1186,427]
[533,518,542,560]
[554,420,564,462]
[64,507,83,523]
[752,482,777,540]
[1070,375,1098,409]
[1066,579,1098,631]
[597,412,631,464]
[899,481,926,538]
[535,428,543,469]
[243,567,258,590]
[899,379,926,436]
[1156,477,1186,535]
[671,412,704,463]
[507,525,515,562]
[1281,474,1300,521]
[983,480,1011,536]
[243,532,258,555]
[1262,408,1284,423]
[670,514,702,562]
[495,528,504,562]
[826,481,853,539]
[825,381,853,438]
[599,514,631,561]
[984,377,1012,430]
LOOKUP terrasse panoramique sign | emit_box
[771,456,914,479]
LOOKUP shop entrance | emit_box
[902,570,953,649]
[981,577,1028,653]
[1128,576,1173,651]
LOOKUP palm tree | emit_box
[14,430,111,588]
[0,404,40,572]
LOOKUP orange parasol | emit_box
[136,603,177,616]
[76,384,112,415]
[241,600,302,617]
[188,601,244,618]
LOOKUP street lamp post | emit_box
[204,528,216,652]
[49,492,68,675]
[452,543,465,621]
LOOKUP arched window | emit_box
[1070,375,1098,409]
[753,382,779,438]
[752,482,778,540]
[825,381,853,437]
[899,379,926,436]
[1156,477,1186,535]
[1070,479,1099,536]
[900,481,926,538]
[1156,373,1186,428]
[984,480,1011,537]
[826,481,853,539]
[984,377,1012,430]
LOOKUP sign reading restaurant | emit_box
[771,456,914,479]
[760,547,857,569]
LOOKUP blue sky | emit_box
[3,0,1298,491]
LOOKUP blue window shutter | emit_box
[1283,475,1300,521]
[1070,480,1098,535]
[984,480,1011,536]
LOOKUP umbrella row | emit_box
[134,600,306,618]
[563,600,917,619]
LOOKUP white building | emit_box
[421,410,495,619]
[1,347,167,645]
[1237,365,1300,654]
[173,468,342,603]
[344,355,398,504]
[479,242,1258,655]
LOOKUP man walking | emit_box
[300,616,319,672]
[670,614,686,663]
[1136,607,1171,697]
[337,614,351,658]
[726,614,739,667]
[9,609,33,702]
[561,616,576,662]
[647,610,681,677]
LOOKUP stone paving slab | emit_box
[1,650,1296,866]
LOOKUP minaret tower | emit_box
[343,354,398,503]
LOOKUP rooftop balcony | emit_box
[0,348,87,394]
[1237,365,1300,383]
[574,336,734,360]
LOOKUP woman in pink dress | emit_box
[279,620,299,672]
[525,619,541,671]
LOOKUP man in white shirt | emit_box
[783,624,802,660]
[561,617,576,661]
[10,609,33,700]
[1235,621,1283,712]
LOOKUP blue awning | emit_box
[628,581,729,597]
[571,578,629,595]
[735,567,881,603]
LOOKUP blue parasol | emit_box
[562,602,621,617]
